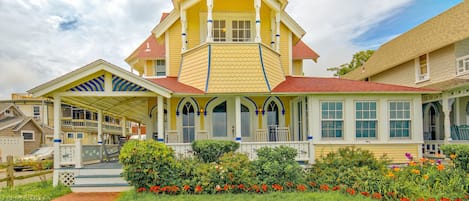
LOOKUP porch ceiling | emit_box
[62,96,150,123]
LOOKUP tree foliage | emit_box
[327,50,375,76]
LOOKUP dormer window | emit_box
[415,54,429,82]
[154,60,166,76]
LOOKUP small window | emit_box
[212,20,226,42]
[415,54,429,82]
[389,101,411,138]
[33,106,40,120]
[456,55,469,75]
[76,133,83,139]
[232,20,251,42]
[153,60,166,76]
[22,131,34,141]
[67,133,74,139]
[321,101,343,138]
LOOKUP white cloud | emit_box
[0,0,412,99]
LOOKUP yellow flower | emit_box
[429,159,435,164]
[411,169,420,175]
[393,167,400,172]
[387,171,395,178]
[419,158,426,163]
[450,154,456,160]
[409,161,417,166]
[423,175,429,180]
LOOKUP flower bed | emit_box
[119,141,469,201]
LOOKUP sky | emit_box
[0,0,462,100]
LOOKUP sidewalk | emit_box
[52,192,120,201]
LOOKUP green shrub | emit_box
[441,144,469,172]
[251,146,304,185]
[119,140,182,189]
[191,140,239,163]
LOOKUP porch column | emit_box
[235,96,242,142]
[157,96,165,142]
[97,109,103,161]
[275,12,280,51]
[181,9,187,51]
[52,95,61,186]
[121,117,127,137]
[146,116,154,141]
[206,0,214,42]
[442,95,454,143]
[254,0,261,42]
[307,96,315,164]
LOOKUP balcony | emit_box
[61,118,124,134]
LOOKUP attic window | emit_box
[5,109,10,114]
[415,54,429,82]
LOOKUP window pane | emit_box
[213,102,227,137]
[23,132,34,140]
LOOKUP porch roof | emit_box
[292,40,319,62]
[271,76,440,94]
[146,76,204,95]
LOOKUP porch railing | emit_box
[422,140,469,156]
[166,141,313,162]
[58,140,119,167]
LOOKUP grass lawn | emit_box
[0,180,71,201]
[118,191,375,201]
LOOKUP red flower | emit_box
[238,184,245,190]
[439,198,451,201]
[137,187,146,192]
[346,188,356,196]
[215,185,222,192]
[386,191,396,198]
[223,184,230,191]
[285,182,294,187]
[149,186,160,193]
[332,186,340,191]
[319,184,330,191]
[416,198,425,201]
[361,192,370,197]
[296,184,307,192]
[183,185,190,191]
[453,199,462,201]
[371,192,382,199]
[171,185,180,193]
[427,198,436,201]
[251,184,260,193]
[400,198,411,201]
[261,184,268,192]
[308,181,317,187]
[272,184,283,191]
[195,185,203,193]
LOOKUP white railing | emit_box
[81,145,101,163]
[166,141,313,162]
[59,144,76,166]
[422,140,469,157]
[238,141,311,161]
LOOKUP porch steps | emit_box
[71,167,132,192]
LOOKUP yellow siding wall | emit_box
[169,98,181,130]
[168,20,182,76]
[178,45,209,91]
[144,60,155,76]
[279,23,290,75]
[455,38,469,58]
[315,144,419,164]
[292,60,303,75]
[187,2,202,49]
[260,2,273,48]
[261,45,285,89]
[370,44,456,88]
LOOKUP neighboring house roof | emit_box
[343,1,469,80]
[0,103,26,118]
[126,34,165,62]
[146,76,204,94]
[292,40,320,62]
[0,116,43,133]
[271,76,439,94]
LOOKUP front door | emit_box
[182,102,195,143]
[211,100,235,140]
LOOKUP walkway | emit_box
[52,192,120,201]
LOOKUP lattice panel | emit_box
[58,171,75,186]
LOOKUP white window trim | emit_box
[200,12,255,43]
[456,54,469,76]
[21,130,35,141]
[320,101,344,139]
[388,101,412,139]
[414,54,430,83]
[354,100,378,139]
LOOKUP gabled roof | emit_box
[0,116,42,133]
[271,76,438,94]
[293,40,320,62]
[0,103,26,117]
[125,34,165,62]
[146,76,204,94]
[344,1,469,80]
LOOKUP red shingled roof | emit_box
[272,76,438,93]
[146,76,204,94]
[160,12,169,22]
[292,40,320,62]
[131,34,165,60]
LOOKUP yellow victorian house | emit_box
[29,1,438,186]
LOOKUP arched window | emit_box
[212,101,227,137]
[267,101,279,141]
[182,102,195,143]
